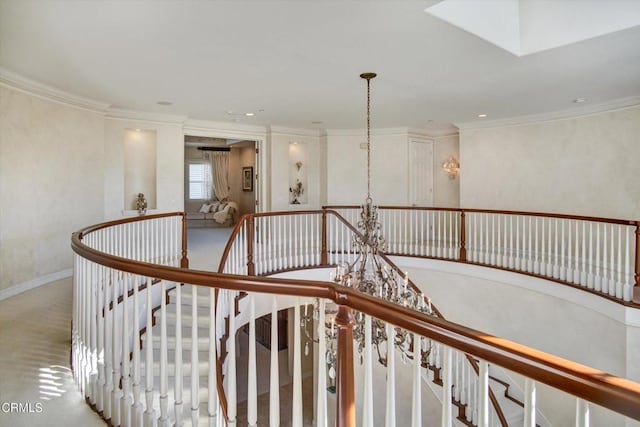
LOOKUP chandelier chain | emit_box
[366,76,371,202]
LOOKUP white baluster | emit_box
[547,218,557,277]
[453,351,460,402]
[617,226,623,299]
[473,213,482,262]
[602,225,609,294]
[581,222,587,285]
[527,216,533,272]
[129,275,142,427]
[420,210,425,257]
[158,281,169,427]
[441,346,453,427]
[491,214,500,265]
[560,220,566,281]
[385,323,396,427]
[534,217,539,274]
[121,274,131,427]
[208,287,218,423]
[405,209,409,254]
[411,334,422,427]
[144,277,156,426]
[624,226,631,301]
[610,224,616,296]
[516,216,521,271]
[551,219,560,279]
[190,285,200,425]
[509,216,514,269]
[270,297,281,426]
[315,299,326,427]
[174,284,183,427]
[227,290,237,424]
[575,221,581,285]
[111,272,121,426]
[478,214,484,264]
[97,265,106,412]
[502,215,507,267]
[567,221,574,283]
[588,222,594,288]
[247,293,257,426]
[292,301,303,426]
[595,223,601,291]
[362,315,374,427]
[524,379,536,427]
[575,398,590,427]
[478,360,488,427]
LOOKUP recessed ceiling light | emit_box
[478,114,487,118]
[135,129,141,132]
[245,112,255,117]
[573,98,587,103]
[157,101,172,106]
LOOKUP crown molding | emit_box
[268,126,322,138]
[324,127,412,137]
[184,118,268,140]
[106,108,188,125]
[0,67,111,113]
[455,96,640,131]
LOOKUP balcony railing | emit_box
[70,208,640,427]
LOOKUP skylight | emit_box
[426,0,640,56]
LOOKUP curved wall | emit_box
[0,86,105,296]
[392,257,640,427]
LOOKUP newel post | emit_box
[335,305,356,427]
[180,213,189,268]
[247,216,255,276]
[321,210,328,266]
[460,210,467,262]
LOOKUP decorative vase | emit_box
[136,193,148,215]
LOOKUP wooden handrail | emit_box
[77,211,186,239]
[323,205,638,226]
[71,213,640,422]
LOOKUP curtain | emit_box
[211,151,230,200]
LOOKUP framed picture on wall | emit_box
[242,166,253,192]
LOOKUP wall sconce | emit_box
[442,156,460,179]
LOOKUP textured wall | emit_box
[460,106,640,219]
[0,86,105,291]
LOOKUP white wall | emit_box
[326,130,458,207]
[104,117,183,219]
[459,106,640,219]
[326,132,410,205]
[0,86,105,292]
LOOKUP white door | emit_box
[409,139,434,206]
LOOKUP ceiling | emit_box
[1,0,639,132]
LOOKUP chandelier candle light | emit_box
[302,72,437,386]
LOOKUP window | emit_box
[188,162,212,200]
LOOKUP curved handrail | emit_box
[71,221,640,421]
[323,205,638,226]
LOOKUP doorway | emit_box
[184,135,258,227]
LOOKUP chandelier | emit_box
[302,73,435,383]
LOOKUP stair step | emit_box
[168,286,215,307]
[141,360,211,377]
[142,334,215,352]
[160,311,212,328]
